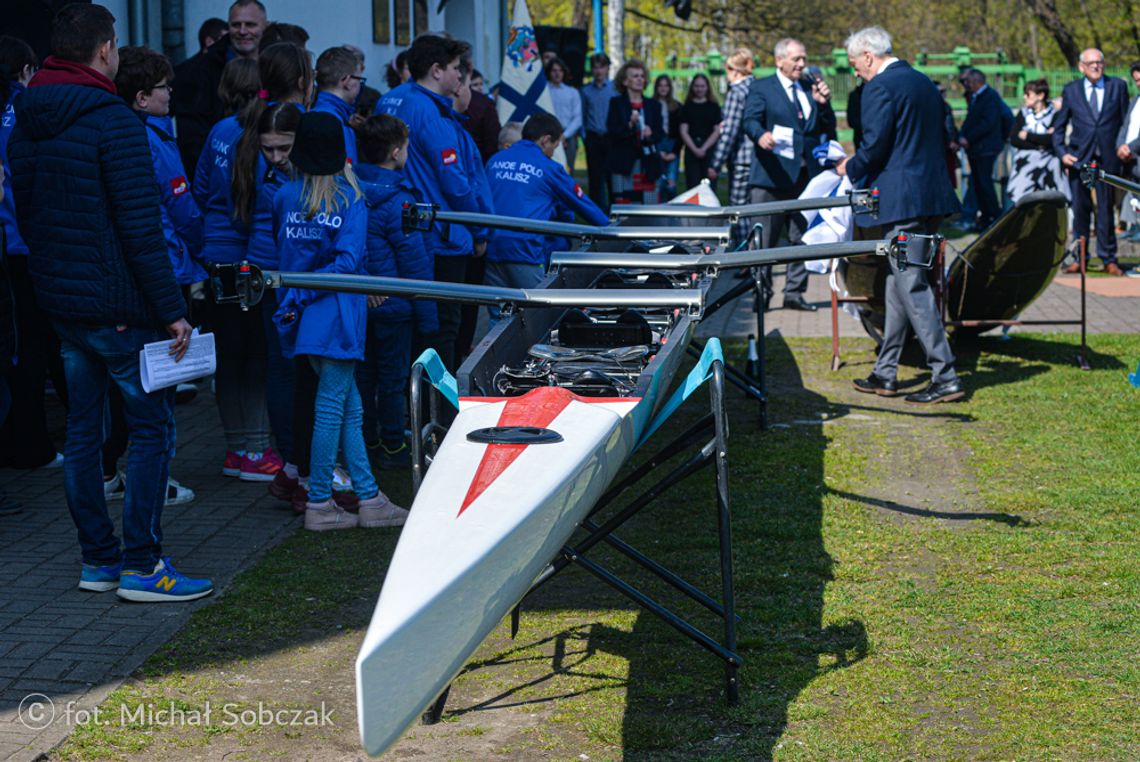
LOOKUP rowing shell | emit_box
[355,386,649,755]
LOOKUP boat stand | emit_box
[827,238,1091,371]
[411,357,741,724]
[688,264,768,429]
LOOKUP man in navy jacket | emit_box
[742,38,836,311]
[1053,48,1130,275]
[958,69,1013,229]
[8,5,211,601]
[837,26,964,405]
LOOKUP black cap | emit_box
[290,111,346,176]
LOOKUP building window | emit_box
[373,0,390,44]
[395,1,410,45]
[414,0,428,37]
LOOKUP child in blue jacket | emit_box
[108,46,204,507]
[485,112,608,291]
[116,47,206,287]
[273,112,406,531]
[354,115,438,469]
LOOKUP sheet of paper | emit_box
[140,329,216,394]
[773,124,795,160]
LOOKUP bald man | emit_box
[1053,48,1129,275]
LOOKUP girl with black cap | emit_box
[273,111,406,531]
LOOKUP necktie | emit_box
[791,84,804,122]
[1089,86,1100,121]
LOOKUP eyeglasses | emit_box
[152,84,173,93]
[1082,60,1105,67]
[349,75,367,85]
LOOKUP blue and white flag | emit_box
[497,0,555,124]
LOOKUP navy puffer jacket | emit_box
[8,62,185,327]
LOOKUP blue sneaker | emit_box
[116,558,214,603]
[79,562,123,592]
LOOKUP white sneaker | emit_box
[332,465,353,492]
[165,478,195,507]
[304,499,358,531]
[358,493,408,528]
[105,474,194,506]
[104,472,125,501]
[1127,268,1140,278]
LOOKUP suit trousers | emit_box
[584,132,611,211]
[871,217,957,385]
[749,185,809,300]
[1069,172,1118,264]
[968,153,1000,227]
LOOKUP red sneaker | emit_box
[222,450,244,478]
[268,469,298,501]
[240,448,283,482]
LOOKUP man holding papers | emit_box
[7,6,212,601]
[742,38,836,311]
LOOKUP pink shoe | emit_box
[239,448,283,482]
[222,450,244,478]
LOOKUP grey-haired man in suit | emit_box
[836,26,964,404]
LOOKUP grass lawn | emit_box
[53,333,1140,761]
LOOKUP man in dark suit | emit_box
[836,26,964,404]
[958,69,1013,230]
[1053,48,1129,275]
[171,0,267,175]
[742,38,836,311]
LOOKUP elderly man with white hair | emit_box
[836,26,964,404]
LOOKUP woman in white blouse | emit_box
[546,57,582,171]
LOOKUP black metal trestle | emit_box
[410,357,742,724]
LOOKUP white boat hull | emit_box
[356,386,642,756]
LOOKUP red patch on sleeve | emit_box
[170,176,188,196]
[573,183,584,198]
[441,148,458,166]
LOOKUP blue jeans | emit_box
[54,321,175,572]
[356,315,412,448]
[307,356,379,503]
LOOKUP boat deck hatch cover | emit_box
[467,427,564,445]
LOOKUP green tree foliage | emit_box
[529,0,1140,71]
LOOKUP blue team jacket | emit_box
[485,140,608,265]
[0,83,28,256]
[355,163,439,332]
[246,163,291,268]
[378,82,483,257]
[313,91,359,166]
[145,115,206,284]
[272,177,368,360]
[192,115,247,262]
[454,112,493,243]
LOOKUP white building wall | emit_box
[166,1,504,84]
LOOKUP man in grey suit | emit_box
[836,26,964,404]
[742,38,836,311]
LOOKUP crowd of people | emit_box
[1,1,1139,603]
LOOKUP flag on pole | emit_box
[497,0,555,124]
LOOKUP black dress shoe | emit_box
[783,297,818,312]
[905,379,965,404]
[853,375,898,396]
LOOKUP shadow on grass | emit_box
[953,333,1127,373]
[828,488,1031,526]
